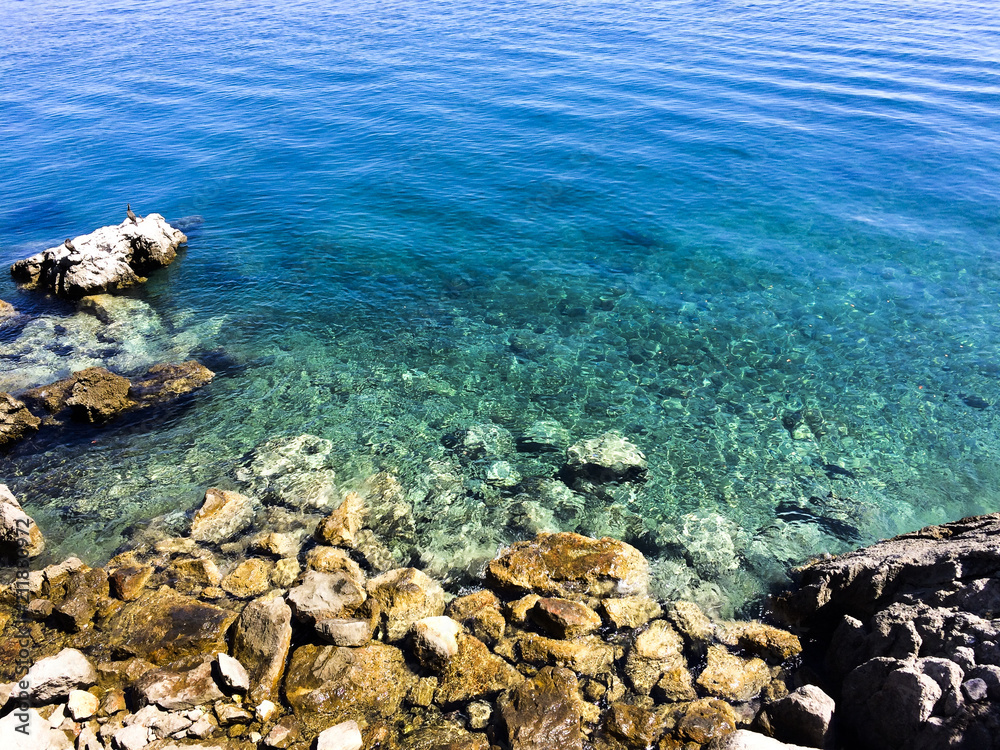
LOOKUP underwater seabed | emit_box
[2,231,998,619]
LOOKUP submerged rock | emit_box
[10,213,186,298]
[562,431,648,484]
[236,433,339,510]
[0,392,40,449]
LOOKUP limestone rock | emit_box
[605,702,667,748]
[602,595,662,629]
[697,645,772,703]
[189,488,255,545]
[447,589,506,645]
[305,546,366,580]
[410,616,462,668]
[232,593,293,704]
[316,720,363,750]
[434,634,522,706]
[496,666,584,750]
[132,655,225,710]
[316,617,374,647]
[676,698,738,745]
[11,213,186,298]
[214,653,250,694]
[367,567,445,641]
[655,663,697,701]
[624,620,685,694]
[287,569,366,624]
[562,431,648,484]
[764,684,836,749]
[486,532,649,600]
[0,392,40,450]
[23,648,96,703]
[221,558,272,599]
[666,600,715,647]
[251,532,300,558]
[531,597,602,639]
[315,492,367,547]
[0,484,44,559]
[717,621,802,663]
[67,689,100,720]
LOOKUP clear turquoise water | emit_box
[2,0,999,613]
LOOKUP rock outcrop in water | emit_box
[10,213,187,298]
[772,514,1000,750]
[0,392,40,449]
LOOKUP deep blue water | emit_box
[2,0,999,613]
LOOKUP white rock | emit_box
[24,648,97,703]
[67,689,100,721]
[47,703,66,728]
[316,720,364,750]
[713,729,819,750]
[112,724,153,750]
[214,653,250,694]
[410,616,462,667]
[255,699,277,723]
[187,716,215,738]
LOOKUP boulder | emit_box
[562,431,648,484]
[316,617,374,647]
[400,720,491,749]
[624,620,686,694]
[231,592,293,704]
[514,632,615,677]
[10,213,186,298]
[602,595,662,630]
[132,655,225,710]
[22,647,96,703]
[675,698,739,745]
[367,567,445,641]
[67,688,100,720]
[287,569,366,624]
[486,532,649,600]
[109,565,153,601]
[531,597,602,639]
[213,653,250,694]
[315,491,367,547]
[220,558,272,599]
[605,702,667,748]
[433,634,522,706]
[189,488,255,545]
[410,616,462,668]
[0,393,40,450]
[316,720,364,750]
[666,600,715,647]
[447,589,506,645]
[0,484,44,559]
[764,684,836,749]
[128,361,214,407]
[496,666,584,750]
[696,645,771,703]
[52,566,110,631]
[716,621,802,663]
[24,367,134,423]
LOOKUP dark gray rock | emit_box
[765,684,836,749]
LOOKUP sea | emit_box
[2,0,999,615]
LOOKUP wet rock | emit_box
[102,587,236,665]
[0,392,40,450]
[486,532,649,600]
[316,617,374,647]
[221,558,272,599]
[11,213,186,298]
[315,491,367,547]
[675,698,738,745]
[0,484,44,558]
[697,645,771,702]
[271,557,300,588]
[214,653,250,694]
[409,677,438,707]
[605,702,666,748]
[367,567,445,641]
[447,589,506,645]
[66,689,100,720]
[402,720,491,749]
[31,366,135,423]
[764,684,836,749]
[666,600,715,648]
[496,666,584,750]
[716,621,802,663]
[132,655,225,710]
[654,663,697,702]
[128,360,214,407]
[287,569,366,624]
[53,566,110,631]
[562,431,648,484]
[232,593,293,704]
[410,616,462,668]
[166,555,224,594]
[189,488,255,545]
[516,632,615,677]
[468,700,493,730]
[434,634,522,706]
[624,620,686,694]
[0,299,15,319]
[284,643,415,732]
[109,565,154,601]
[531,597,602,639]
[306,546,367,579]
[316,720,363,750]
[251,531,301,558]
[23,647,97,703]
[602,595,662,629]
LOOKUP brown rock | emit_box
[305,546,366,580]
[409,677,438,707]
[128,361,215,407]
[602,596,663,630]
[0,299,15,318]
[507,594,542,626]
[497,666,584,750]
[221,558,273,599]
[531,597,602,639]
[675,698,738,745]
[367,567,445,641]
[189,488,255,544]
[448,589,506,645]
[251,532,300,558]
[232,592,293,704]
[287,569,366,624]
[166,556,224,593]
[624,620,686,694]
[517,632,615,676]
[284,642,415,732]
[486,532,649,600]
[315,617,374,647]
[401,720,491,750]
[0,393,40,450]
[605,702,667,748]
[64,367,135,423]
[315,491,367,547]
[102,586,236,665]
[666,600,715,648]
[696,645,771,702]
[109,566,153,601]
[715,621,802,663]
[434,634,522,706]
[263,715,302,748]
[53,567,110,632]
[654,665,697,702]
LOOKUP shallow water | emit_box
[2,0,999,614]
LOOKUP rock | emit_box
[38,367,135,423]
[409,677,438,707]
[962,678,989,702]
[0,392,40,450]
[0,484,44,559]
[67,689,100,720]
[215,702,253,726]
[515,632,615,676]
[316,720,364,750]
[434,634,522,706]
[315,492,367,547]
[287,569,366,624]
[109,565,154,601]
[602,595,662,629]
[11,213,186,298]
[486,532,649,600]
[263,714,302,748]
[624,620,686,694]
[256,699,278,723]
[410,616,462,668]
[654,663,697,701]
[367,567,445,641]
[235,434,338,510]
[23,647,96,703]
[697,645,772,702]
[53,566,110,631]
[447,589,506,645]
[232,593,293,704]
[468,700,492,730]
[189,488,255,544]
[496,666,584,750]
[562,431,648,484]
[221,558,272,599]
[112,724,153,750]
[676,698,739,745]
[132,655,225,710]
[717,621,802,663]
[764,684,836,748]
[124,704,193,736]
[0,708,73,750]
[284,643,415,733]
[316,617,374,647]
[0,299,15,319]
[251,532,300,558]
[605,702,666,748]
[102,587,236,665]
[305,546,366,579]
[271,557,300,588]
[128,361,214,407]
[531,597,602,639]
[709,729,820,750]
[214,653,250,694]
[666,600,715,647]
